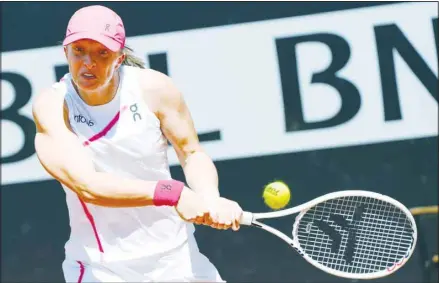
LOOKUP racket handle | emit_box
[240,211,253,226]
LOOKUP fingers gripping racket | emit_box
[240,190,417,280]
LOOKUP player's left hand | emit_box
[200,196,243,231]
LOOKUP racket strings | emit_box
[295,196,414,274]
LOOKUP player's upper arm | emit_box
[32,87,97,198]
[140,70,203,165]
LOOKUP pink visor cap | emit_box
[63,5,125,52]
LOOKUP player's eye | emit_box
[99,49,108,55]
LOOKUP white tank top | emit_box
[52,66,195,263]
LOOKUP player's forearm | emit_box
[182,151,220,198]
[79,172,160,207]
[34,133,159,208]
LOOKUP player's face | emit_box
[64,39,124,91]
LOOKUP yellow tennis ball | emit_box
[263,181,291,210]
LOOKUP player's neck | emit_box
[73,70,120,107]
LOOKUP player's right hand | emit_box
[175,187,210,224]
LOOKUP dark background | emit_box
[1,2,438,282]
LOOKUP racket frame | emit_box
[241,190,418,279]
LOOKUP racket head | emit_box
[291,190,417,279]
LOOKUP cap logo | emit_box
[105,24,110,32]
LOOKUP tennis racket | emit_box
[239,190,417,280]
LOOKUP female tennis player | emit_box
[32,5,242,282]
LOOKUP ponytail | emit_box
[122,45,146,69]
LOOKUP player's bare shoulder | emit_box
[135,68,183,114]
[32,86,70,134]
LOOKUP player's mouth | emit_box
[81,72,97,80]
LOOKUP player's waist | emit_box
[67,209,192,246]
[65,223,195,263]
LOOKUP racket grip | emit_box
[240,211,253,226]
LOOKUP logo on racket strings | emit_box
[313,204,367,264]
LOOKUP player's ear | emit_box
[63,46,68,59]
[116,52,125,69]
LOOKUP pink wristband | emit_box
[153,180,184,206]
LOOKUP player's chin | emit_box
[77,78,101,90]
